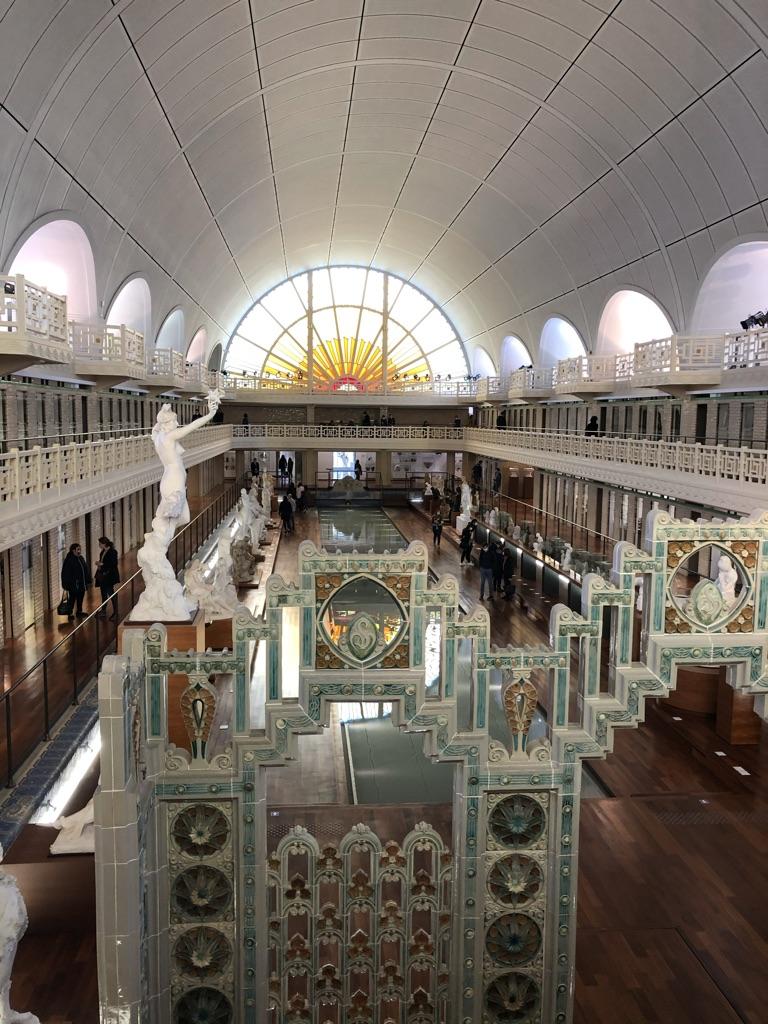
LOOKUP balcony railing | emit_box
[722,327,768,370]
[184,362,222,391]
[0,274,68,342]
[553,355,617,390]
[221,373,482,398]
[146,347,185,380]
[70,321,145,369]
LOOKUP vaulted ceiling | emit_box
[0,0,766,362]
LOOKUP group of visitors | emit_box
[60,536,120,623]
[278,453,294,479]
[278,481,307,533]
[457,519,516,602]
[362,411,396,427]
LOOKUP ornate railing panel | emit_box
[267,823,451,1023]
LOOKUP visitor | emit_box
[496,410,506,429]
[502,548,516,601]
[296,481,306,511]
[250,458,259,477]
[492,541,504,594]
[472,460,483,486]
[478,541,495,600]
[459,521,475,564]
[287,491,296,531]
[389,415,396,426]
[430,484,441,514]
[279,495,292,534]
[585,415,599,437]
[453,415,461,428]
[95,536,120,621]
[354,459,363,480]
[61,542,91,621]
[278,453,287,478]
[241,412,249,426]
[362,411,371,426]
[287,456,294,479]
[431,513,443,549]
[492,467,502,495]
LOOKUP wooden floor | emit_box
[8,501,768,1023]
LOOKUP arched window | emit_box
[187,327,208,364]
[471,346,497,376]
[539,317,586,367]
[9,217,97,320]
[208,343,222,372]
[691,241,768,333]
[596,290,673,354]
[224,267,468,389]
[500,335,532,374]
[155,308,185,351]
[106,276,151,338]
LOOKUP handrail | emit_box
[0,480,240,787]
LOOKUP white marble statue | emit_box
[234,489,254,543]
[261,473,275,515]
[512,524,521,543]
[716,555,738,607]
[248,481,264,516]
[49,799,94,856]
[424,476,432,498]
[131,390,223,621]
[561,543,572,570]
[489,507,499,530]
[460,478,472,515]
[533,532,544,556]
[184,557,239,623]
[0,845,40,1024]
[634,576,643,612]
[231,537,258,584]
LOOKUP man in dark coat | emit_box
[96,536,120,620]
[61,542,92,620]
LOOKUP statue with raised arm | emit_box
[130,390,223,621]
[716,554,738,607]
[0,845,40,1024]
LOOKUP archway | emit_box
[596,289,674,354]
[539,316,586,367]
[691,240,768,333]
[187,327,208,364]
[471,345,497,377]
[500,335,532,374]
[106,276,151,338]
[8,217,97,320]
[155,307,185,351]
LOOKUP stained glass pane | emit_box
[224,266,468,387]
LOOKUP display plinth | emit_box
[237,568,263,590]
[204,616,234,650]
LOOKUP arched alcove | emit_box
[539,317,586,367]
[155,307,185,352]
[691,241,768,333]
[500,335,532,375]
[106,276,151,338]
[596,290,674,354]
[187,327,208,364]
[208,342,222,371]
[9,217,97,320]
[471,345,497,377]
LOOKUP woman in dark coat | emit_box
[96,536,120,620]
[61,542,91,621]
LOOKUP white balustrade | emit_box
[722,328,768,371]
[0,274,70,369]
[632,333,723,382]
[70,321,145,369]
[553,355,617,390]
[184,363,222,391]
[147,347,185,380]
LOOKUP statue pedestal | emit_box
[456,512,471,534]
[236,568,263,590]
[118,609,206,752]
[205,616,234,650]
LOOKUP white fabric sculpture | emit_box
[49,799,94,856]
[131,390,223,621]
[533,533,544,556]
[716,555,738,607]
[0,845,40,1024]
[561,543,572,570]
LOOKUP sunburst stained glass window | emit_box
[224,267,468,390]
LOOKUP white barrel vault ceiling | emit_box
[0,0,766,364]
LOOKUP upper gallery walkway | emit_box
[1,423,766,556]
[4,270,768,401]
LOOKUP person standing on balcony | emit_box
[61,542,91,621]
[478,541,495,600]
[241,412,249,426]
[278,453,287,479]
[496,410,506,429]
[453,415,461,428]
[585,415,599,436]
[354,459,363,480]
[362,411,371,426]
[95,536,120,621]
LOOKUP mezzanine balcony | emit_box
[552,355,618,397]
[720,328,768,389]
[0,274,70,373]
[69,321,146,386]
[630,334,724,393]
[182,362,222,394]
[505,367,554,400]
[144,347,186,393]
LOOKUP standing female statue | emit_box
[131,390,223,621]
